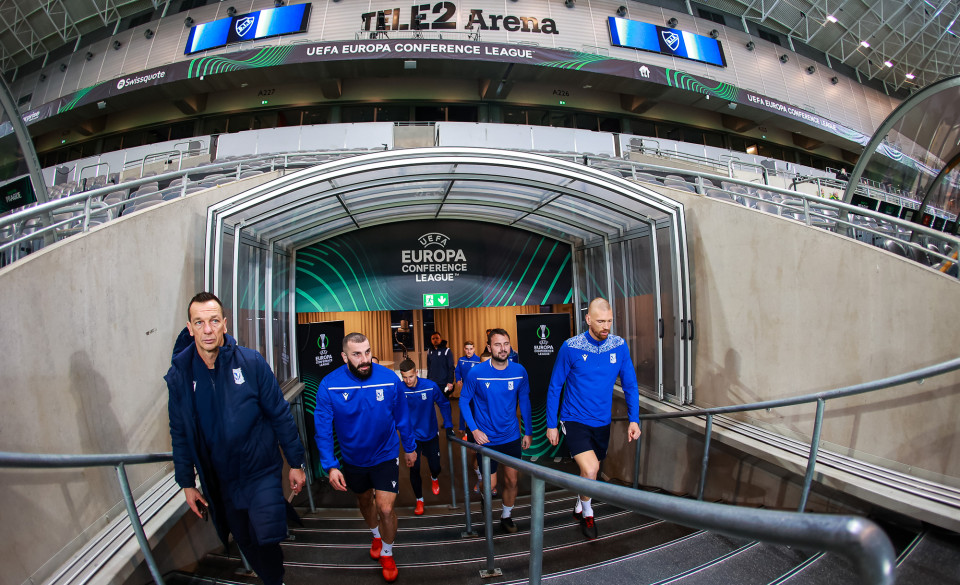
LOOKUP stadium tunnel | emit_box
[204,147,694,404]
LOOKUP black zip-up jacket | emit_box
[426,340,455,391]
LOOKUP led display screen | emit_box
[608,17,726,67]
[185,3,311,54]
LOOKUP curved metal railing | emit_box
[625,356,960,510]
[447,434,896,584]
[0,451,173,585]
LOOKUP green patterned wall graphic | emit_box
[664,69,738,101]
[536,52,612,71]
[523,403,564,459]
[57,82,106,114]
[188,46,297,79]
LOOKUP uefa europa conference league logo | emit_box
[534,324,555,357]
[401,232,467,283]
[315,333,333,367]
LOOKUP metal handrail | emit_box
[446,435,895,585]
[608,155,960,265]
[624,356,960,514]
[77,162,110,185]
[137,150,185,177]
[0,450,173,585]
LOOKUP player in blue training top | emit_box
[546,298,641,541]
[314,332,418,583]
[460,328,533,534]
[398,359,454,516]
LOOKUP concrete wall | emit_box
[676,192,960,487]
[0,172,278,585]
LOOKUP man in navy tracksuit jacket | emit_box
[546,297,641,540]
[460,328,533,534]
[166,292,306,585]
[314,332,417,583]
[398,359,453,515]
[426,332,455,396]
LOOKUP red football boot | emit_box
[414,500,424,515]
[431,478,440,496]
[380,555,398,582]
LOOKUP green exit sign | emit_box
[423,293,449,308]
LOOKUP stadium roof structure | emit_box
[695,0,960,91]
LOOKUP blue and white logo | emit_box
[610,353,617,364]
[233,368,245,385]
[376,388,384,401]
[508,381,514,390]
[235,16,255,38]
[421,392,427,400]
[661,30,680,51]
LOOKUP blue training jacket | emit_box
[403,377,453,441]
[460,360,533,446]
[314,363,416,471]
[545,332,640,428]
[455,354,483,383]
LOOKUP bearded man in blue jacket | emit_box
[546,297,641,541]
[460,328,533,535]
[314,332,417,583]
[166,292,306,585]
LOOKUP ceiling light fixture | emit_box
[905,72,916,80]
[860,40,870,48]
[826,14,838,23]
[883,60,893,67]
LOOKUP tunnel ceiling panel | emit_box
[209,148,686,255]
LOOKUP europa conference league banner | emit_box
[20,38,871,148]
[295,220,572,312]
[296,320,345,476]
[516,312,571,459]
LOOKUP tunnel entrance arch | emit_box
[204,148,693,403]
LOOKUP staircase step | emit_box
[651,541,810,585]
[895,530,960,585]
[291,498,614,545]
[179,512,694,584]
[504,531,748,584]
[250,506,647,565]
[297,488,578,531]
[766,552,857,585]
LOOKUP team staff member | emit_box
[427,331,455,396]
[399,359,454,515]
[314,333,418,583]
[460,328,533,534]
[166,292,306,585]
[546,298,641,540]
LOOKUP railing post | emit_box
[479,454,501,577]
[460,444,477,537]
[529,477,545,584]
[697,415,713,501]
[798,398,826,513]
[115,462,166,585]
[81,196,92,233]
[447,436,457,509]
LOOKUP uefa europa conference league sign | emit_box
[295,220,572,311]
